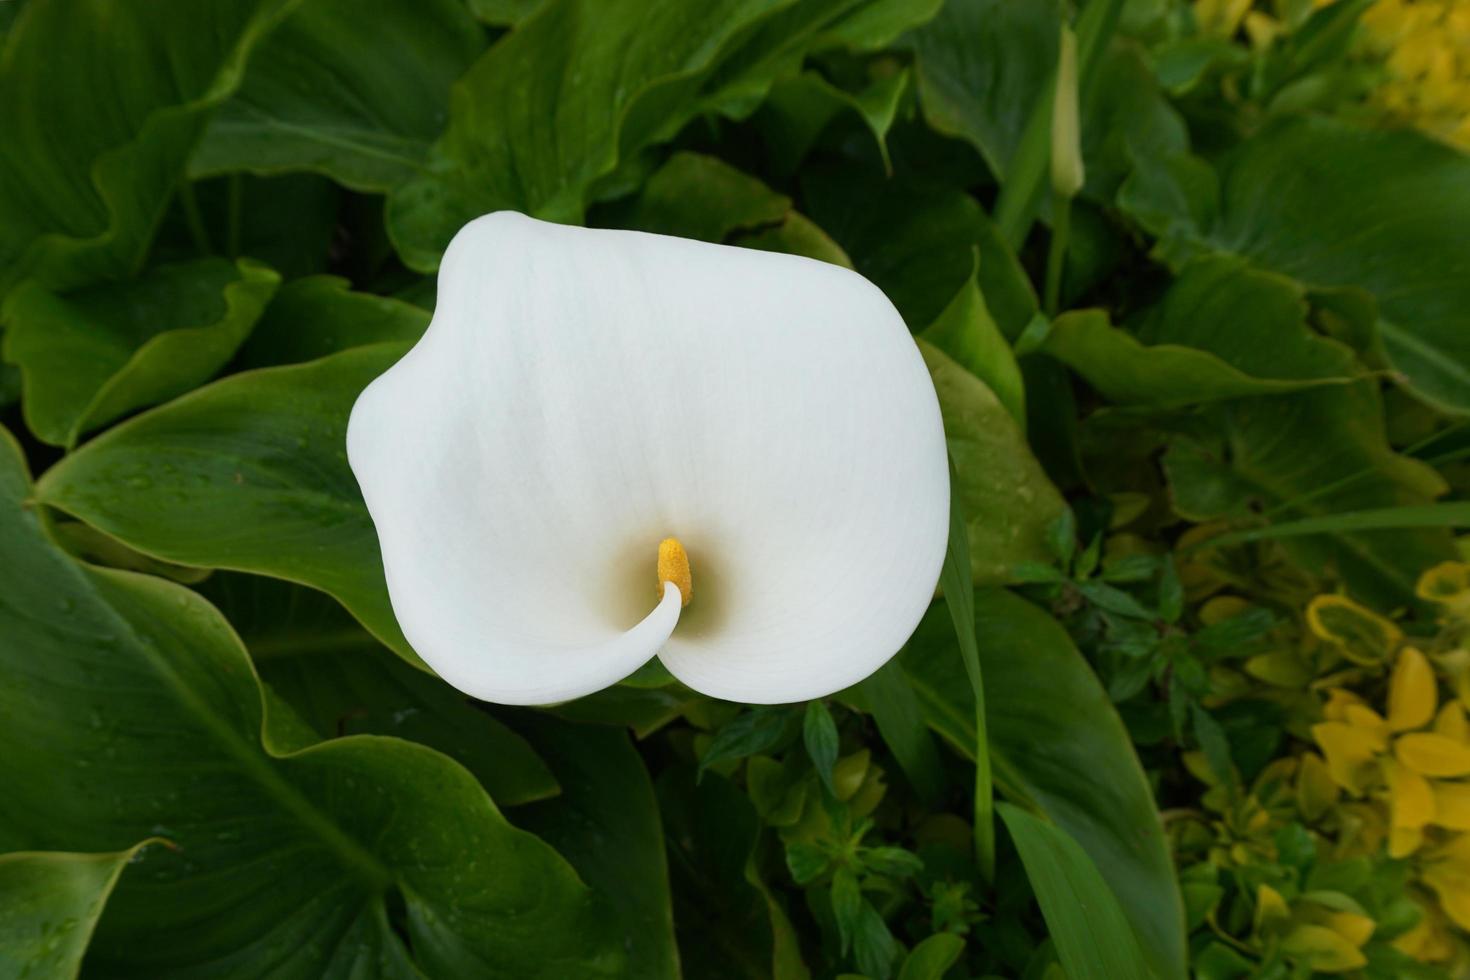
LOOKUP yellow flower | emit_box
[1419,561,1470,620]
[1313,647,1470,855]
[1306,594,1403,666]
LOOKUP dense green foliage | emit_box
[1,0,1467,977]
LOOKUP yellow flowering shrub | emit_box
[1173,562,1470,973]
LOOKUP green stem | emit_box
[940,459,994,881]
[179,181,213,255]
[1043,196,1072,316]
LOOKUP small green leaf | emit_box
[852,902,900,980]
[785,841,831,886]
[861,847,923,878]
[804,701,840,797]
[832,866,862,954]
[920,254,1026,430]
[998,803,1154,980]
[699,706,799,779]
[896,933,966,980]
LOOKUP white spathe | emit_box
[347,212,950,706]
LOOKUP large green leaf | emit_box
[619,152,849,265]
[205,573,558,807]
[2,257,279,447]
[900,589,1186,980]
[0,0,296,299]
[803,173,1036,334]
[0,426,620,977]
[235,275,429,369]
[904,0,1061,179]
[1152,117,1470,415]
[997,803,1154,980]
[36,344,418,665]
[1142,260,1454,605]
[190,0,486,192]
[0,844,149,980]
[385,0,788,269]
[657,768,809,980]
[507,714,680,980]
[1034,310,1352,414]
[919,341,1067,585]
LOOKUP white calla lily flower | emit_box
[347,212,949,705]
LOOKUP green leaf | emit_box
[804,174,1037,335]
[205,573,558,806]
[0,425,621,976]
[938,467,994,880]
[831,866,862,954]
[1191,502,1470,549]
[920,257,1026,428]
[997,803,1154,980]
[36,344,420,665]
[1036,308,1356,409]
[1152,117,1470,415]
[896,933,965,980]
[3,258,279,447]
[758,69,911,175]
[235,275,429,369]
[506,713,680,980]
[549,684,698,739]
[849,661,947,806]
[852,902,899,980]
[901,589,1186,980]
[0,844,151,980]
[658,768,810,980]
[919,341,1068,585]
[905,0,1061,180]
[466,0,545,25]
[190,0,486,192]
[619,151,849,266]
[1145,261,1454,605]
[386,0,832,270]
[699,706,800,778]
[0,0,295,299]
[804,701,841,796]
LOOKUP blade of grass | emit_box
[998,803,1154,980]
[1182,502,1470,552]
[940,458,994,881]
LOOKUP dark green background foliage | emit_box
[1,0,1466,977]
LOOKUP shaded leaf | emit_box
[36,344,419,664]
[997,803,1154,980]
[901,589,1186,980]
[0,844,151,980]
[206,573,557,806]
[3,258,278,447]
[506,713,680,980]
[191,0,485,191]
[1037,307,1355,408]
[0,0,294,299]
[0,425,620,977]
[236,275,429,369]
[919,341,1067,585]
[804,173,1036,334]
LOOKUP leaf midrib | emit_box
[87,564,395,892]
